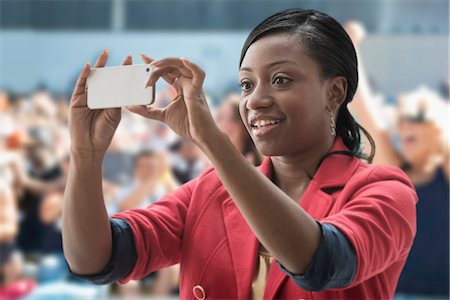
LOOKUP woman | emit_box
[346,21,449,297]
[62,9,417,299]
[216,93,262,166]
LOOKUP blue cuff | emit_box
[277,222,356,291]
[67,218,137,285]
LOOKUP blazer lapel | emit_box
[222,198,259,299]
[263,181,329,299]
[264,137,359,298]
[221,158,274,299]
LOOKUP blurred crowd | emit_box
[0,22,449,299]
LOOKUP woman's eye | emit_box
[240,81,253,92]
[273,76,291,86]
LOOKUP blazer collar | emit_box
[259,136,360,191]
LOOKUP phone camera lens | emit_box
[146,67,150,72]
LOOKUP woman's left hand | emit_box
[126,55,219,146]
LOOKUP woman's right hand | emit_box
[69,50,131,155]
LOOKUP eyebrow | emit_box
[239,60,296,72]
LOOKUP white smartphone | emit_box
[87,64,155,109]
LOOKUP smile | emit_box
[250,119,284,137]
[251,119,282,128]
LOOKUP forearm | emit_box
[62,151,112,275]
[199,132,321,274]
[349,50,401,166]
[350,49,383,134]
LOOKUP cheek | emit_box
[285,96,327,134]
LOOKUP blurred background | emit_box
[0,0,448,299]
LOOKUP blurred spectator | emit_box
[170,138,207,184]
[0,122,31,298]
[17,129,65,256]
[346,21,449,298]
[102,128,135,187]
[109,150,178,214]
[216,93,262,166]
[0,90,110,299]
[110,149,179,297]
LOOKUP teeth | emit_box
[253,120,280,127]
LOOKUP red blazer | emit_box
[114,137,417,299]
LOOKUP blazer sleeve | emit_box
[111,177,197,284]
[320,165,418,288]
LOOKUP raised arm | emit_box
[345,21,403,166]
[62,50,131,275]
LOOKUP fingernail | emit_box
[127,55,132,59]
[104,48,109,54]
[85,61,91,67]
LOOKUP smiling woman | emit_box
[62,8,417,299]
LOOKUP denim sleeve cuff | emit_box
[66,218,137,285]
[277,222,356,291]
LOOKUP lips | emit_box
[251,119,282,128]
[248,115,285,137]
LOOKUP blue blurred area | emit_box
[0,31,448,102]
[0,0,449,100]
[0,31,247,103]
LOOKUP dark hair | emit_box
[240,8,375,164]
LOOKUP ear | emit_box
[326,76,348,113]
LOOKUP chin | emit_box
[255,142,290,157]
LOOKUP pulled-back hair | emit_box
[240,8,375,163]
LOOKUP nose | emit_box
[245,83,273,110]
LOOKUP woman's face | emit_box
[239,34,332,157]
[135,154,159,181]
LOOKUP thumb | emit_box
[125,105,165,122]
[105,107,121,121]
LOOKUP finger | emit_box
[142,56,179,86]
[139,54,153,64]
[146,64,192,88]
[160,68,183,86]
[180,58,205,89]
[94,49,109,68]
[145,66,180,87]
[122,55,132,66]
[104,107,121,124]
[125,105,165,122]
[71,63,91,104]
[150,58,193,78]
[150,57,182,68]
[168,69,182,78]
[171,78,183,96]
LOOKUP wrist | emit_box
[196,130,234,163]
[195,127,227,151]
[69,149,105,167]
